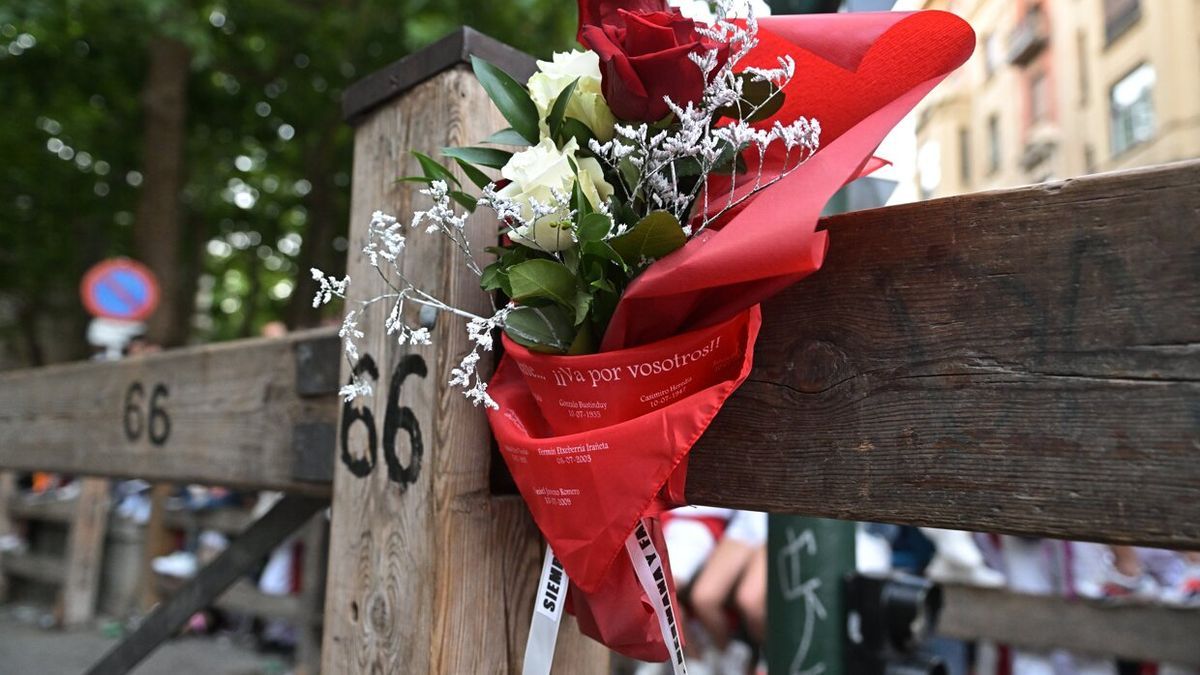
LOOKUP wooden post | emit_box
[0,471,15,602]
[60,477,112,626]
[324,29,607,673]
[295,513,328,675]
[138,483,173,611]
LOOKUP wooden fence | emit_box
[0,27,1196,673]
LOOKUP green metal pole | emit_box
[767,516,856,675]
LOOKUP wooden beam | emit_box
[0,472,14,602]
[0,329,339,494]
[1,551,66,585]
[323,55,606,673]
[686,161,1200,549]
[86,494,327,675]
[938,584,1200,666]
[60,477,111,627]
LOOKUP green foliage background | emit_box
[0,0,575,364]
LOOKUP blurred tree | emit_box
[0,0,576,363]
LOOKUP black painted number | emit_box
[124,382,170,445]
[339,353,427,489]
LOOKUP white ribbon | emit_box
[523,544,568,675]
[626,519,689,675]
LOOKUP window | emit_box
[1076,31,1089,104]
[983,33,1002,78]
[1110,63,1155,155]
[958,127,971,183]
[1029,70,1049,123]
[987,115,1001,174]
[917,141,941,200]
[1104,0,1141,45]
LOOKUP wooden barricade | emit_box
[0,26,1196,673]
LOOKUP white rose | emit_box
[498,138,614,252]
[528,50,616,142]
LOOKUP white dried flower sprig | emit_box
[315,181,507,408]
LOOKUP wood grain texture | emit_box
[0,329,338,494]
[324,65,608,674]
[938,583,1200,666]
[60,477,111,626]
[0,472,15,602]
[686,161,1200,549]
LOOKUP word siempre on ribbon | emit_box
[524,546,569,675]
[627,521,687,674]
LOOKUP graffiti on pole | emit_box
[777,527,828,675]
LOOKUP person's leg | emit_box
[690,536,755,650]
[733,545,767,645]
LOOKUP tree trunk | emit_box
[285,120,341,329]
[133,36,191,348]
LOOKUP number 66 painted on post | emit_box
[339,353,427,490]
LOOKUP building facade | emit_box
[908,0,1200,198]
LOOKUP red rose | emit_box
[580,9,728,123]
[576,0,669,42]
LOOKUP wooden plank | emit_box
[323,61,607,674]
[214,579,307,622]
[138,483,172,612]
[1,551,66,585]
[295,514,327,675]
[686,161,1200,549]
[86,494,327,675]
[0,471,13,602]
[0,329,339,493]
[163,506,255,535]
[7,494,77,524]
[938,584,1200,666]
[60,477,111,626]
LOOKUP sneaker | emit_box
[152,551,198,579]
[0,534,27,554]
[1099,566,1158,602]
[1166,565,1200,607]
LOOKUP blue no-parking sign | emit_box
[80,258,160,321]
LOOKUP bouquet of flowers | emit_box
[315,0,973,668]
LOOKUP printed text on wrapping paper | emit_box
[540,336,723,388]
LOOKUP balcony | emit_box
[1007,7,1049,67]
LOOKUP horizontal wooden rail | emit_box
[0,328,340,495]
[0,162,1196,548]
[687,160,1200,549]
[938,584,1200,666]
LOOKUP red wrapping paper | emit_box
[487,10,975,661]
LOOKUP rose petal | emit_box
[621,10,682,55]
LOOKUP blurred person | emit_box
[690,509,767,674]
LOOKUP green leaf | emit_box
[577,213,611,242]
[452,158,492,189]
[581,240,626,270]
[471,56,540,145]
[547,78,580,141]
[507,259,577,309]
[560,117,596,154]
[567,319,596,354]
[572,176,593,220]
[480,261,506,291]
[484,128,533,146]
[396,175,435,185]
[573,289,593,326]
[441,146,513,170]
[609,211,687,265]
[412,151,460,187]
[504,305,575,354]
[450,191,477,211]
